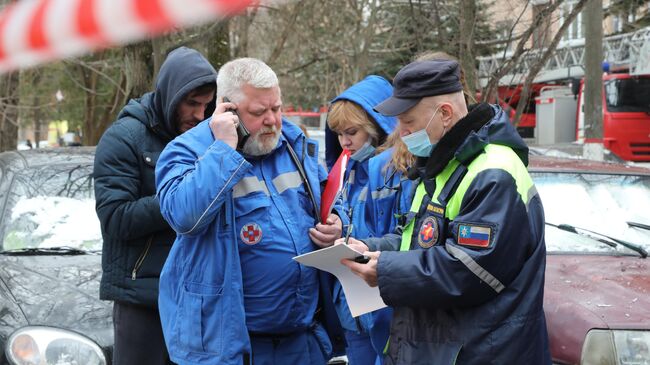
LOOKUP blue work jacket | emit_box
[325,76,397,234]
[156,119,345,365]
[324,76,396,334]
[354,148,416,240]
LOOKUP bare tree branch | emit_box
[512,0,589,125]
[482,0,565,102]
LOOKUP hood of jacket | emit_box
[118,46,217,141]
[412,103,529,180]
[325,75,397,169]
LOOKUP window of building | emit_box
[560,0,584,41]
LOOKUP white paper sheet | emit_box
[293,244,386,317]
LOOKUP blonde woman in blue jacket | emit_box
[325,75,396,365]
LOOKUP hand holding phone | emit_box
[223,97,250,150]
[208,97,243,150]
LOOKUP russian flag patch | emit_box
[457,224,492,248]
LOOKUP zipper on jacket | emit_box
[132,236,153,280]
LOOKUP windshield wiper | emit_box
[627,221,650,231]
[546,222,648,258]
[0,246,88,256]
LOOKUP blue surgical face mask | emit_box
[401,105,442,157]
[350,140,376,162]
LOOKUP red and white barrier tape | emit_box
[0,0,253,72]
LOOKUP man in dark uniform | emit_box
[340,60,551,365]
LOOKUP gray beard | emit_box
[242,130,281,156]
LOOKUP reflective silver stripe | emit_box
[348,170,356,185]
[358,186,368,202]
[272,171,303,194]
[233,176,269,198]
[371,188,397,201]
[526,185,538,211]
[445,243,505,293]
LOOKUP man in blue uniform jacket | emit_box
[155,57,345,365]
[340,60,551,365]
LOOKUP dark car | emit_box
[0,147,112,365]
[530,156,650,364]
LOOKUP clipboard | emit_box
[293,244,386,317]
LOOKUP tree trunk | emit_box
[584,0,603,140]
[231,7,258,58]
[0,71,20,152]
[124,40,154,100]
[459,0,477,95]
[205,21,230,70]
[152,36,166,82]
[32,79,43,149]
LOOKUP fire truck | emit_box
[575,72,650,161]
[481,27,650,162]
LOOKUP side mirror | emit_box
[571,78,580,99]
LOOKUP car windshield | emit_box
[532,171,650,255]
[604,77,650,113]
[0,162,101,252]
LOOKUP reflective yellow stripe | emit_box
[399,182,427,251]
[445,145,532,220]
[383,337,390,354]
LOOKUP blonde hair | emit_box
[327,100,380,145]
[376,130,414,174]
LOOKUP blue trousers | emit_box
[344,330,377,365]
[249,324,331,365]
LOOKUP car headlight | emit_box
[613,330,650,365]
[581,329,650,365]
[5,326,106,365]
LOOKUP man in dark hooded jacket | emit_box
[94,46,217,365]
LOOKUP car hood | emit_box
[544,254,650,362]
[0,254,112,347]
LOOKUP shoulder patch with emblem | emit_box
[457,224,492,248]
[418,216,439,248]
[240,222,263,245]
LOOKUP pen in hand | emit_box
[343,222,370,264]
[344,223,353,245]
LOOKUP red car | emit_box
[530,156,650,364]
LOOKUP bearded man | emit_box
[155,57,345,365]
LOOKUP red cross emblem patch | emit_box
[418,216,439,248]
[240,222,262,245]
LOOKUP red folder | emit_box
[320,149,350,223]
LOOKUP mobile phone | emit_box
[354,255,370,264]
[223,97,250,150]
